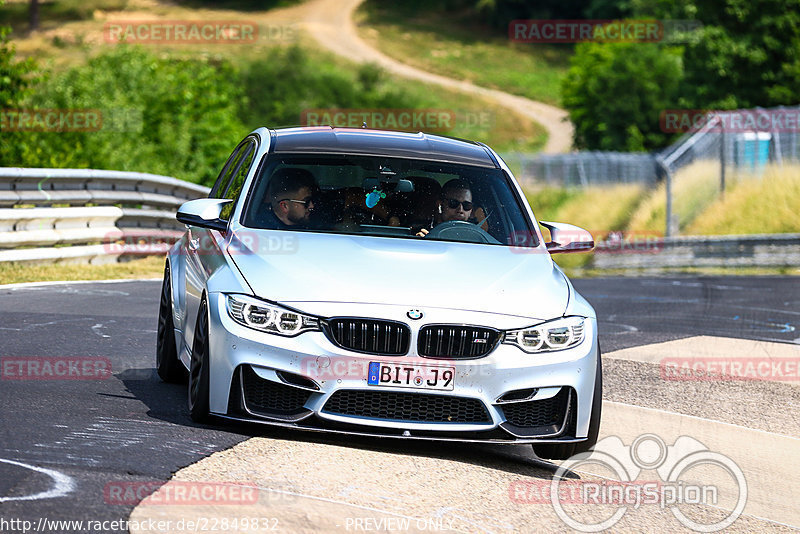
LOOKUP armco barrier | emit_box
[0,167,209,263]
[592,233,800,270]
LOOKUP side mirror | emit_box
[540,221,594,253]
[176,198,232,233]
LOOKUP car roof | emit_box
[269,127,498,168]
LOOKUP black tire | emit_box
[533,352,603,461]
[188,297,211,423]
[156,263,187,383]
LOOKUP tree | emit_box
[678,0,800,109]
[29,0,39,32]
[0,25,38,109]
[561,41,683,151]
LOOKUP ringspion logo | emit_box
[516,434,747,532]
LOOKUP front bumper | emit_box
[204,293,599,444]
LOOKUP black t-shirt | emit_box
[253,206,313,230]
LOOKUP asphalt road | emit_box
[0,276,797,533]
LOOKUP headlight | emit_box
[226,294,319,336]
[503,316,585,353]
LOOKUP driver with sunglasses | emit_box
[417,178,474,237]
[262,167,317,229]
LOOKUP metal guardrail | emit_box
[0,167,209,264]
[0,167,208,208]
[592,233,800,270]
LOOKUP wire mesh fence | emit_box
[505,105,800,188]
[503,152,660,188]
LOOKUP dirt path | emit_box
[16,0,572,152]
[300,0,574,153]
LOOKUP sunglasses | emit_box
[444,198,473,211]
[280,196,314,208]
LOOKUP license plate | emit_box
[367,362,455,391]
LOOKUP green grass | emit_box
[0,255,165,285]
[355,1,569,106]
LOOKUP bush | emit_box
[2,45,432,186]
[2,46,245,186]
[561,41,683,151]
[240,45,419,129]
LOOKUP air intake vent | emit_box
[323,390,491,424]
[501,387,571,430]
[242,366,312,416]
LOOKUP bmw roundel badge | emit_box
[407,309,423,320]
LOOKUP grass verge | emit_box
[687,164,800,235]
[525,184,644,269]
[627,160,722,234]
[355,0,569,106]
[0,255,165,285]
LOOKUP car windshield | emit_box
[242,154,537,247]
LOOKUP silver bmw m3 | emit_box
[157,126,601,459]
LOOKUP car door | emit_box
[183,138,256,347]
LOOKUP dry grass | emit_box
[525,184,643,269]
[687,164,800,235]
[627,160,722,234]
[0,255,165,285]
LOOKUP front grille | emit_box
[242,366,312,415]
[501,387,571,428]
[418,325,500,358]
[323,390,491,424]
[325,318,409,355]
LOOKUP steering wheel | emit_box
[424,220,501,244]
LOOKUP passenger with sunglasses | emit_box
[417,178,474,237]
[262,167,317,229]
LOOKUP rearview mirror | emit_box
[540,221,594,254]
[176,198,232,233]
[395,179,414,193]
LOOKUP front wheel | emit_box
[188,298,211,423]
[533,352,602,460]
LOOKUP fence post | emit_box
[656,156,674,237]
[720,129,726,196]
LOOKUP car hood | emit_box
[228,230,569,320]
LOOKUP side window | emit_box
[209,144,244,198]
[219,141,256,221]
